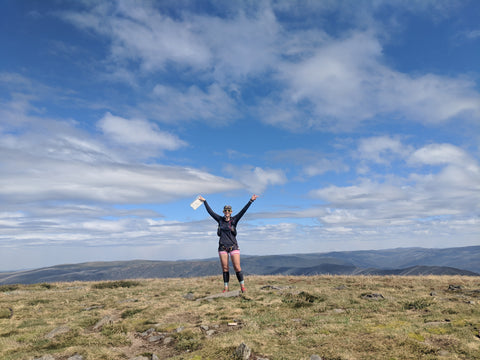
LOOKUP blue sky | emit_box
[1,0,479,271]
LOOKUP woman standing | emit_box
[198,194,258,293]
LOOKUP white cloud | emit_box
[303,158,350,177]
[224,165,287,194]
[146,83,239,125]
[309,141,480,229]
[356,136,412,165]
[408,143,472,166]
[98,112,186,150]
[60,2,211,72]
[57,3,480,132]
[271,31,480,131]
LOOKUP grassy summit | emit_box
[1,275,479,359]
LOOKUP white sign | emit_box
[190,196,203,210]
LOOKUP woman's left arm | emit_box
[234,195,258,222]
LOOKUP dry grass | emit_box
[1,275,479,360]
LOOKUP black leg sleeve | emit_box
[223,271,230,283]
[236,271,244,283]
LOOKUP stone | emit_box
[141,328,155,336]
[34,356,55,360]
[163,336,174,345]
[260,285,283,290]
[206,329,216,336]
[174,326,184,333]
[196,290,241,301]
[183,292,195,300]
[448,285,462,291]
[93,315,116,330]
[361,293,384,300]
[310,356,322,360]
[67,355,83,360]
[235,342,251,360]
[148,335,164,342]
[45,326,70,339]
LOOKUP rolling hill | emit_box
[0,246,478,284]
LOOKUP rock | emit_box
[34,356,55,360]
[68,355,83,360]
[152,355,159,360]
[260,285,283,290]
[448,285,462,291]
[310,355,322,360]
[141,328,155,336]
[235,342,251,360]
[183,292,195,300]
[196,290,241,301]
[200,324,209,331]
[163,336,174,345]
[361,293,384,300]
[206,330,216,336]
[45,325,70,339]
[93,315,116,330]
[148,334,164,342]
[174,326,184,333]
[130,357,149,360]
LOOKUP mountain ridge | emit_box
[1,246,478,284]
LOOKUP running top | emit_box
[203,199,254,252]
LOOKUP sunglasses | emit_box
[223,209,232,213]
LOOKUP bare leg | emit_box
[230,253,241,272]
[219,252,230,272]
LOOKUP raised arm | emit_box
[233,194,258,223]
[199,196,222,222]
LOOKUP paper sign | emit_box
[190,196,203,210]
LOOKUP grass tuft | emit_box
[92,280,141,289]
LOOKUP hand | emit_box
[198,195,205,202]
[251,194,258,201]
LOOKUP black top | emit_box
[203,199,254,252]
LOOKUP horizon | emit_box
[1,1,479,271]
[2,244,479,274]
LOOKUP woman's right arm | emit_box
[199,196,221,222]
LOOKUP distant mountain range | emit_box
[0,246,478,285]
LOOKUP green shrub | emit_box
[282,291,326,308]
[121,308,144,319]
[92,280,141,289]
[403,298,432,310]
[174,330,202,352]
[0,307,13,319]
[0,284,19,292]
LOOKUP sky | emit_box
[1,0,479,271]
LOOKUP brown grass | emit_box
[1,275,479,359]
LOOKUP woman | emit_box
[198,194,258,293]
